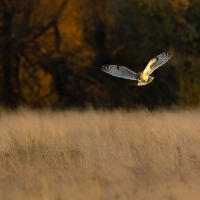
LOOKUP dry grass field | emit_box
[1,108,200,200]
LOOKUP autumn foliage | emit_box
[1,0,200,109]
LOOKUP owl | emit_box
[101,51,172,86]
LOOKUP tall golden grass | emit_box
[1,108,200,199]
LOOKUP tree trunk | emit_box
[2,7,15,107]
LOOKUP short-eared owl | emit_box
[101,51,172,86]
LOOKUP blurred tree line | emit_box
[1,0,200,109]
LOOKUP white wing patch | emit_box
[101,65,137,80]
[143,51,172,75]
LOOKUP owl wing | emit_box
[143,51,172,75]
[101,65,137,80]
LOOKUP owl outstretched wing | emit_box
[101,65,137,80]
[143,51,172,75]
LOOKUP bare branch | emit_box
[53,20,62,51]
[30,0,69,41]
[55,0,70,19]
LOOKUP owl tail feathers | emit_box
[137,76,154,86]
[147,76,154,84]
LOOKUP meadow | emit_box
[1,108,200,200]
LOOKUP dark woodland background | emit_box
[1,0,200,109]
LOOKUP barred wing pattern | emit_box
[143,51,172,75]
[101,65,137,80]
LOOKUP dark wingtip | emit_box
[166,51,172,56]
[101,64,109,71]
